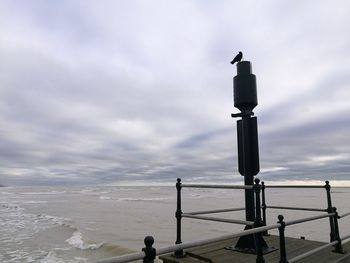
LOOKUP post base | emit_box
[225,228,277,255]
[172,252,186,258]
[332,248,346,254]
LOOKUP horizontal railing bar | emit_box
[266,205,327,212]
[341,234,350,243]
[186,207,245,215]
[339,211,350,218]
[285,213,335,226]
[288,233,350,263]
[96,224,281,263]
[265,185,324,189]
[182,213,254,225]
[181,184,253,189]
[288,240,339,263]
[156,223,280,254]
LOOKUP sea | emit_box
[1,184,350,262]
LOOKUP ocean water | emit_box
[1,185,350,262]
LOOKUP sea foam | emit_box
[66,231,102,250]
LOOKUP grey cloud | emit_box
[0,1,350,186]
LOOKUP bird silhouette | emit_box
[230,51,243,64]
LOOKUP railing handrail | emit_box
[182,213,254,226]
[185,207,245,215]
[288,234,350,263]
[264,185,325,189]
[342,234,350,244]
[339,211,350,218]
[285,213,335,226]
[181,184,253,189]
[96,212,338,263]
[288,240,339,263]
[156,223,279,254]
[266,205,327,212]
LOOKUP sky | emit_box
[0,0,350,186]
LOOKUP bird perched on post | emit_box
[230,51,243,64]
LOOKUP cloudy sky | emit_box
[0,1,350,186]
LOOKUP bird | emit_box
[230,51,243,64]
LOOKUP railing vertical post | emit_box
[332,207,345,254]
[174,178,184,257]
[325,180,335,242]
[261,181,268,235]
[278,215,288,263]
[254,178,265,263]
[142,236,156,263]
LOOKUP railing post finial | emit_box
[142,236,156,263]
[255,177,260,185]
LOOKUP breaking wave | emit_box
[66,231,103,250]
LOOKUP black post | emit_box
[232,60,259,224]
[254,178,263,227]
[142,236,156,263]
[277,215,288,263]
[261,181,268,235]
[325,180,335,242]
[231,60,273,253]
[254,178,265,263]
[174,178,184,257]
[332,207,345,254]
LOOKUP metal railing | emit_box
[96,179,350,263]
[181,184,253,189]
[263,181,349,242]
[260,180,335,237]
[96,212,349,263]
[96,224,279,263]
[174,177,265,258]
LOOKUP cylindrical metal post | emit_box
[332,207,344,254]
[142,236,156,263]
[174,178,184,257]
[254,178,262,226]
[278,215,288,263]
[261,181,268,235]
[254,178,265,263]
[325,181,335,242]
